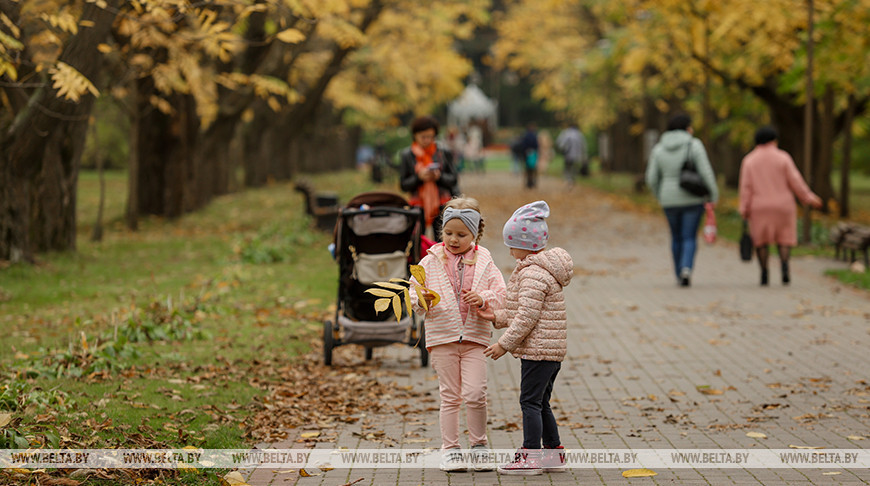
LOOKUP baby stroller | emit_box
[323,191,429,367]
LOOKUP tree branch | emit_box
[286,0,384,135]
[4,0,122,176]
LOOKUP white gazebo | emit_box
[447,84,498,131]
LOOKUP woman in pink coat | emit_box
[739,126,822,286]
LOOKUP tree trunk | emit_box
[132,77,171,217]
[608,111,645,173]
[0,1,120,261]
[196,113,239,197]
[0,166,32,262]
[130,81,209,219]
[712,136,746,189]
[815,86,836,209]
[242,102,359,186]
[242,100,293,187]
[292,105,359,173]
[91,120,105,242]
[840,94,856,218]
[126,82,141,231]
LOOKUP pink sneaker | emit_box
[497,448,542,476]
[542,446,567,472]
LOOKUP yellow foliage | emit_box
[325,1,485,126]
[249,74,298,103]
[318,17,366,49]
[276,28,306,44]
[41,11,79,34]
[1,13,21,38]
[493,0,870,130]
[366,266,441,323]
[50,61,99,101]
[149,95,174,115]
[0,59,17,81]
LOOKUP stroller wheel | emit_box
[323,320,334,366]
[365,347,373,361]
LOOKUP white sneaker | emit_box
[439,448,467,472]
[471,445,494,471]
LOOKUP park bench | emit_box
[294,180,340,232]
[831,222,870,267]
[829,222,854,260]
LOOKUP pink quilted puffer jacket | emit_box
[493,247,573,362]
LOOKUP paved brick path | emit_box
[247,172,870,485]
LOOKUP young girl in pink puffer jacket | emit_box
[481,200,573,476]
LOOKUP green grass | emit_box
[825,268,870,290]
[0,169,380,484]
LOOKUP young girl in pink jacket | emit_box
[481,200,574,476]
[410,196,506,473]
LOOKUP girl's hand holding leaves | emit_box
[364,264,440,322]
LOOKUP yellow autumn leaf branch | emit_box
[363,265,440,322]
[50,62,99,102]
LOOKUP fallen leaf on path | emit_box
[847,435,865,441]
[746,432,767,439]
[43,478,81,486]
[221,471,250,486]
[568,422,592,429]
[788,445,824,449]
[493,422,520,431]
[822,471,842,475]
[68,470,97,479]
[300,431,320,439]
[299,468,320,477]
[622,468,657,478]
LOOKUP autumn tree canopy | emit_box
[0,0,488,261]
[493,0,870,199]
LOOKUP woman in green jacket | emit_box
[645,114,719,287]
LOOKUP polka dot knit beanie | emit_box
[503,200,549,250]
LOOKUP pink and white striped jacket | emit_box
[410,243,506,349]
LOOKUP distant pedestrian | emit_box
[399,116,459,241]
[517,123,540,189]
[556,123,589,182]
[509,136,524,174]
[446,126,466,172]
[409,197,507,473]
[645,113,719,287]
[464,124,485,173]
[479,201,573,476]
[739,126,822,286]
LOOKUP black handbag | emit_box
[679,142,710,197]
[740,220,753,262]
